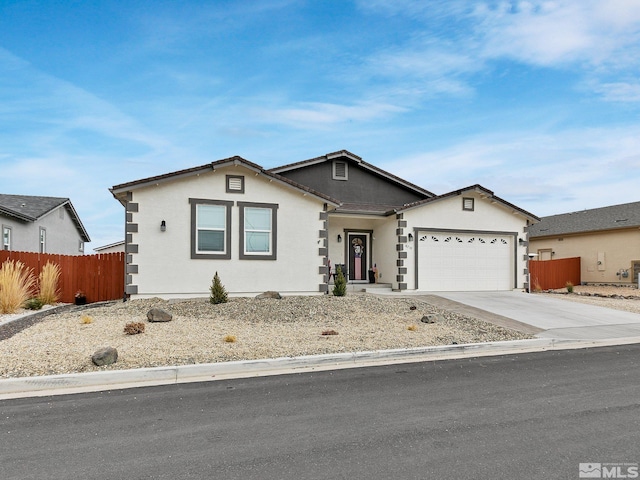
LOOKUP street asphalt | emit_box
[2,290,640,399]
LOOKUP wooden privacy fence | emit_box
[0,251,124,304]
[529,257,581,291]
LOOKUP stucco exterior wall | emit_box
[1,207,85,255]
[125,165,327,298]
[530,229,640,284]
[400,192,530,290]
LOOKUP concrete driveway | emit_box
[422,290,640,340]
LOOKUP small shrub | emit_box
[407,324,418,331]
[332,266,347,297]
[25,297,44,310]
[0,259,37,314]
[223,334,237,343]
[124,322,145,335]
[38,261,61,305]
[210,271,228,304]
[321,329,339,336]
[566,281,574,293]
[80,314,93,324]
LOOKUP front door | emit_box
[348,233,368,282]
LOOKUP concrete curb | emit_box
[3,336,640,399]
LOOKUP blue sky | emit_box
[1,0,640,249]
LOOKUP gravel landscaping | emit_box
[0,293,532,379]
[1,285,638,379]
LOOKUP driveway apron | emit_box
[421,291,640,340]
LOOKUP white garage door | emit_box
[417,231,513,291]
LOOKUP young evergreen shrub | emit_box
[25,297,44,310]
[38,261,61,305]
[333,265,347,297]
[210,271,228,304]
[0,259,37,314]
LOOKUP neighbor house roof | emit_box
[268,150,436,198]
[110,156,342,207]
[396,185,540,222]
[529,201,640,238]
[0,194,91,242]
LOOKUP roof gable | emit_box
[397,184,540,222]
[0,194,90,242]
[529,201,640,238]
[110,156,341,207]
[269,150,435,199]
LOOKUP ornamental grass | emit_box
[0,259,37,314]
[38,261,61,305]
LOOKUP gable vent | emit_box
[333,161,348,180]
[226,175,245,193]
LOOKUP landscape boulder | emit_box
[147,307,173,322]
[255,291,282,300]
[420,314,443,324]
[91,347,118,366]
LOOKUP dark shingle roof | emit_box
[529,201,640,238]
[0,194,91,242]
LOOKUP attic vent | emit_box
[332,161,348,181]
[462,197,474,211]
[226,175,245,194]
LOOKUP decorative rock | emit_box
[147,308,173,322]
[256,291,282,300]
[92,347,118,366]
[420,314,443,324]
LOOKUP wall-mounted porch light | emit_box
[337,234,342,243]
[518,237,526,246]
[408,233,414,242]
[160,220,166,232]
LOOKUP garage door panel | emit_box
[418,232,513,291]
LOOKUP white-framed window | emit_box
[39,227,46,253]
[189,198,233,259]
[2,226,10,251]
[239,202,277,260]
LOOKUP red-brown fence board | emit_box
[0,251,124,304]
[529,257,581,291]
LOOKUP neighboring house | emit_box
[93,241,126,254]
[0,194,90,255]
[110,151,538,299]
[529,201,640,285]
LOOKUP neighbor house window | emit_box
[39,227,46,253]
[332,160,348,180]
[189,198,233,259]
[2,226,10,250]
[462,197,474,211]
[239,202,277,260]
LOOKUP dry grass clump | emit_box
[38,261,61,305]
[80,314,93,324]
[124,322,145,335]
[223,334,237,343]
[0,260,37,314]
[407,324,418,331]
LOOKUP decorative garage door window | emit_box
[418,232,513,291]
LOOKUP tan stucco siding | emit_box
[127,165,327,298]
[530,229,640,284]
